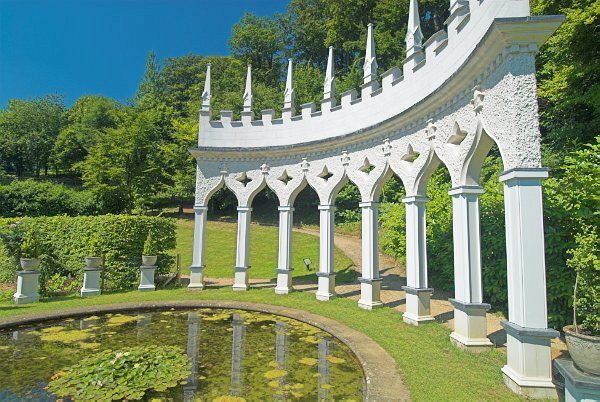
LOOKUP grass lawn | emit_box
[174,219,355,282]
[0,287,522,401]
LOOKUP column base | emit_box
[138,266,156,292]
[14,270,40,305]
[501,321,559,399]
[233,266,249,291]
[188,265,205,290]
[358,277,383,310]
[316,272,336,301]
[449,298,493,352]
[275,268,293,295]
[80,288,101,297]
[402,286,434,325]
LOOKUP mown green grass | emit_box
[0,287,522,401]
[174,219,355,282]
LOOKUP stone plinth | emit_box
[554,357,600,402]
[138,265,156,291]
[13,270,40,304]
[80,267,102,297]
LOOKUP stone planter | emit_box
[19,258,40,270]
[142,255,157,266]
[85,256,103,269]
[564,325,600,376]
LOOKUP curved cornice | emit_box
[191,8,563,161]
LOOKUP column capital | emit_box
[448,185,484,196]
[318,204,336,211]
[359,201,380,208]
[278,205,295,212]
[237,206,253,212]
[402,195,429,204]
[193,205,208,212]
[501,321,559,340]
[499,167,549,183]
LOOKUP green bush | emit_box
[568,226,600,335]
[0,215,176,293]
[0,179,99,217]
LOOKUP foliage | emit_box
[87,234,102,257]
[567,225,600,335]
[0,95,65,177]
[20,226,42,259]
[142,230,159,256]
[0,179,99,217]
[0,215,176,292]
[46,346,191,401]
[532,0,600,149]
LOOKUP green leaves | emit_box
[46,345,191,401]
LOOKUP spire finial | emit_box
[201,63,211,111]
[324,46,335,99]
[283,58,295,110]
[243,64,253,112]
[406,0,423,58]
[363,23,378,84]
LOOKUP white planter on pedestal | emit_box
[81,267,102,297]
[14,270,40,304]
[138,265,156,291]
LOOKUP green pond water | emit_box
[0,308,365,401]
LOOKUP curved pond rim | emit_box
[0,300,409,401]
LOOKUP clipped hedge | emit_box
[0,179,99,217]
[0,215,176,293]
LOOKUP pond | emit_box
[0,308,365,401]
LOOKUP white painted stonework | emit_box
[189,1,563,398]
[138,265,156,292]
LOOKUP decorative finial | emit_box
[324,47,335,100]
[405,0,423,58]
[243,64,253,112]
[341,151,351,166]
[382,138,392,157]
[201,63,211,111]
[283,58,295,111]
[363,23,378,84]
[426,119,437,141]
[260,163,269,173]
[471,85,485,114]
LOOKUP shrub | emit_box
[142,230,159,256]
[0,215,176,293]
[568,226,600,336]
[0,179,99,217]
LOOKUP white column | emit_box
[275,206,294,294]
[402,196,434,325]
[138,264,156,291]
[358,201,383,310]
[233,206,252,291]
[499,168,558,399]
[80,267,102,297]
[448,185,493,351]
[316,205,336,301]
[189,205,207,289]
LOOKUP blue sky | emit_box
[0,0,289,107]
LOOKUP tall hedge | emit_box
[0,179,99,217]
[0,215,176,293]
[381,140,600,330]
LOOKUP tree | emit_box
[229,12,287,82]
[0,95,65,177]
[136,51,166,108]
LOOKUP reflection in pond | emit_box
[0,308,365,400]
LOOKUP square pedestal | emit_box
[449,298,493,352]
[402,286,434,325]
[554,357,600,402]
[13,270,40,304]
[275,268,293,295]
[233,266,249,291]
[316,272,336,301]
[80,268,102,297]
[188,265,205,289]
[358,277,383,310]
[138,265,156,291]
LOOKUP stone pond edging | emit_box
[0,300,410,401]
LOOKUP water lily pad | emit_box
[263,369,287,379]
[106,315,138,326]
[326,356,346,364]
